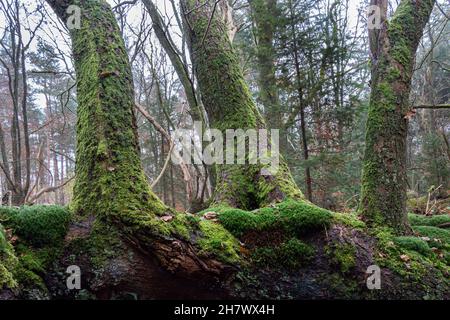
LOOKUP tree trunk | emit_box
[288,0,312,201]
[45,0,238,284]
[181,0,303,209]
[360,0,435,234]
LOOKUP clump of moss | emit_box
[203,199,332,238]
[277,200,332,235]
[393,236,433,257]
[1,207,70,294]
[197,220,241,264]
[408,213,450,227]
[13,250,48,291]
[0,206,19,220]
[327,243,356,273]
[332,212,365,229]
[5,205,72,247]
[251,238,314,269]
[413,226,450,250]
[168,213,197,240]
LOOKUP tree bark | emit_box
[360,0,435,234]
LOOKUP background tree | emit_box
[360,0,436,233]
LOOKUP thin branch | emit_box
[200,0,220,48]
[135,103,193,197]
[112,0,137,10]
[26,176,74,204]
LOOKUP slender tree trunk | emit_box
[288,0,312,201]
[142,0,205,125]
[52,148,60,203]
[361,0,435,234]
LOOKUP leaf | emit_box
[400,254,410,262]
[161,215,173,222]
[203,212,218,220]
[404,109,416,120]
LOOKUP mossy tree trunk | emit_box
[181,0,303,209]
[45,0,236,280]
[361,0,435,234]
[46,0,167,219]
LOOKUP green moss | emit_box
[276,199,332,235]
[208,206,275,237]
[0,223,18,289]
[386,67,401,81]
[332,212,366,229]
[203,199,332,238]
[7,205,71,247]
[197,220,241,264]
[327,243,356,273]
[386,0,419,67]
[373,227,449,281]
[13,250,47,291]
[394,236,433,256]
[10,237,66,293]
[409,213,450,227]
[251,238,314,269]
[169,214,193,240]
[0,206,19,220]
[72,220,124,269]
[413,226,450,250]
[1,206,69,292]
[377,82,396,106]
